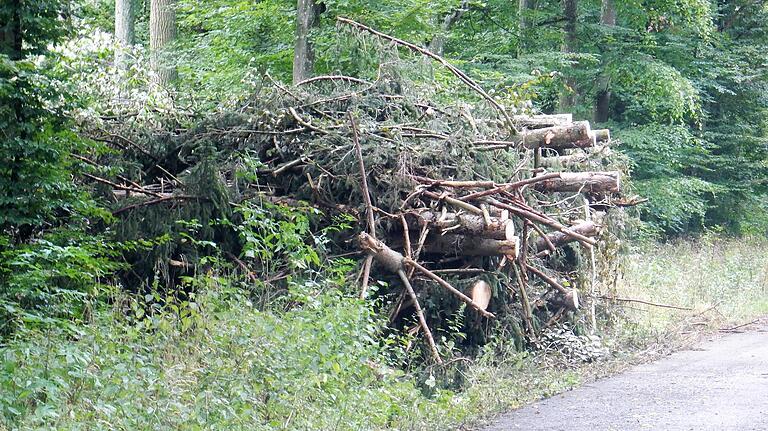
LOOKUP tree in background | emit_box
[293,0,323,84]
[115,0,136,73]
[150,0,176,87]
[593,0,614,123]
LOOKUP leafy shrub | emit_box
[0,279,458,430]
[0,229,121,337]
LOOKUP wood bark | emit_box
[514,114,572,129]
[421,234,519,259]
[534,220,598,252]
[293,0,323,84]
[404,210,515,240]
[533,171,620,193]
[522,121,594,150]
[150,0,177,87]
[115,0,136,72]
[538,152,589,168]
[593,0,616,123]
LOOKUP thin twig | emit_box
[83,173,163,198]
[599,295,693,311]
[296,75,371,86]
[112,195,204,216]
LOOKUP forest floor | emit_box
[482,318,768,431]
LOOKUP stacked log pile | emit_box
[83,18,632,363]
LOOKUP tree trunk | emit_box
[535,220,599,252]
[558,0,578,111]
[293,0,323,84]
[115,0,136,72]
[533,171,620,193]
[150,0,177,88]
[593,0,615,123]
[518,0,534,54]
[0,0,22,61]
[429,0,469,56]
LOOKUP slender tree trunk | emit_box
[293,0,323,84]
[115,0,136,73]
[593,0,615,123]
[1,0,22,61]
[518,0,534,55]
[150,0,177,88]
[558,0,578,111]
[429,0,469,56]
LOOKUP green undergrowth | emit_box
[2,236,767,430]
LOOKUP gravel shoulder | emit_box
[483,319,768,431]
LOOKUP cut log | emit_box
[593,128,610,143]
[533,171,620,193]
[534,220,599,252]
[539,145,613,168]
[538,152,590,168]
[513,114,573,129]
[522,121,593,150]
[468,280,492,311]
[404,210,515,240]
[421,234,519,259]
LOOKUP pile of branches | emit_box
[79,18,636,362]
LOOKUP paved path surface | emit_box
[484,321,768,431]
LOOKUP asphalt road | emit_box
[484,321,768,431]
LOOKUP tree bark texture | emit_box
[558,0,578,111]
[404,210,515,240]
[522,121,593,150]
[535,220,599,252]
[115,0,136,72]
[533,171,620,193]
[150,0,177,87]
[422,234,519,259]
[293,0,323,84]
[514,113,572,129]
[593,0,616,123]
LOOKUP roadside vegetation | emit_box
[2,237,766,430]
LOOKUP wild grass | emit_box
[1,237,766,430]
[602,235,768,351]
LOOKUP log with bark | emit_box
[534,220,600,253]
[533,171,620,193]
[522,121,595,150]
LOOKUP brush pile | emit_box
[81,18,636,362]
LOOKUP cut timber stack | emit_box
[90,17,631,365]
